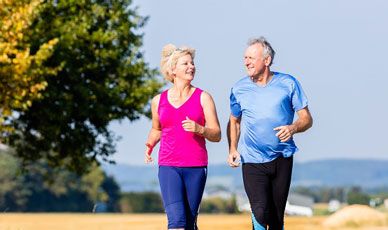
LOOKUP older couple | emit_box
[144,37,313,230]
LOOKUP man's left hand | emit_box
[274,125,297,142]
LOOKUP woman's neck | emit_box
[171,81,192,97]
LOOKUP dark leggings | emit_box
[158,166,207,230]
[242,156,293,230]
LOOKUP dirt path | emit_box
[0,213,387,230]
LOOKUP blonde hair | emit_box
[160,44,195,82]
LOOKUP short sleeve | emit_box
[291,79,308,111]
[230,89,242,118]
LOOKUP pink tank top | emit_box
[158,88,208,167]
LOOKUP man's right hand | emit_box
[228,150,241,168]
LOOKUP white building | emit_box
[285,193,314,217]
[328,199,341,212]
[235,191,251,212]
[235,192,314,216]
[384,198,388,209]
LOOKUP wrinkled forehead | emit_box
[245,44,263,57]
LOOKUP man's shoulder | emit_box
[232,76,250,89]
[274,72,300,85]
[274,72,295,80]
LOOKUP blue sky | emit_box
[109,0,388,165]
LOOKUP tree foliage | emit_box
[101,174,121,212]
[119,192,163,213]
[0,148,29,211]
[347,186,370,205]
[0,149,121,212]
[200,196,240,213]
[7,0,163,174]
[0,0,60,136]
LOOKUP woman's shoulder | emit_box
[151,93,162,106]
[198,89,215,104]
[195,87,209,97]
[153,88,171,100]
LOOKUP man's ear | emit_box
[264,56,272,67]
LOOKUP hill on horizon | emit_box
[103,159,388,192]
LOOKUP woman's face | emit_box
[172,54,195,82]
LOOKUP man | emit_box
[227,37,313,230]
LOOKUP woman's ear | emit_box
[170,65,177,76]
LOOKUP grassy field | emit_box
[1,213,388,230]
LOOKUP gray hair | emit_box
[247,37,275,66]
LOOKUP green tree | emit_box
[0,149,30,211]
[101,174,121,212]
[120,192,163,213]
[0,149,120,212]
[347,186,370,205]
[201,196,239,214]
[0,0,60,137]
[8,0,163,174]
[22,162,109,212]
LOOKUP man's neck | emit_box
[252,69,272,86]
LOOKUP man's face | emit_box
[244,44,268,78]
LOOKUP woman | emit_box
[145,44,221,230]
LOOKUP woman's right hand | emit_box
[144,144,153,164]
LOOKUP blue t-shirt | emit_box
[230,72,308,163]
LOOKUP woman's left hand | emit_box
[182,116,204,134]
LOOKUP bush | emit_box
[120,192,163,213]
[200,195,239,213]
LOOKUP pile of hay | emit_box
[323,204,387,227]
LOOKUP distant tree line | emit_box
[120,192,163,213]
[201,195,239,213]
[5,148,386,213]
[1,148,241,213]
[118,192,240,214]
[0,149,120,212]
[291,186,375,205]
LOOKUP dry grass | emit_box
[323,205,388,228]
[0,213,387,230]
